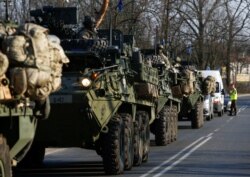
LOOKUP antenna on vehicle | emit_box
[108,0,112,46]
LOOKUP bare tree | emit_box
[176,0,221,68]
[2,0,250,78]
[223,0,250,86]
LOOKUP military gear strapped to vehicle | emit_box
[0,21,68,177]
[202,75,216,95]
[172,62,204,129]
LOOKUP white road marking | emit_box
[153,137,212,177]
[45,148,67,155]
[239,105,247,112]
[207,133,214,137]
[141,134,212,177]
[214,128,220,132]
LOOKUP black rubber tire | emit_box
[206,114,212,121]
[18,143,45,168]
[218,111,222,117]
[0,134,11,177]
[191,101,204,129]
[200,102,204,127]
[121,113,134,170]
[101,115,125,175]
[133,112,143,166]
[169,107,174,143]
[154,105,171,146]
[141,111,150,163]
[190,105,198,129]
[171,105,178,142]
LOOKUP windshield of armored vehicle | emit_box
[63,52,103,73]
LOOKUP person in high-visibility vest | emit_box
[229,83,238,116]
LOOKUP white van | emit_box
[199,70,225,117]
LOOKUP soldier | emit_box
[79,16,98,40]
[173,56,182,68]
[154,44,171,69]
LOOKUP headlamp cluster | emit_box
[81,72,99,88]
[81,78,92,88]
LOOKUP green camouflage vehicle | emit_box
[0,20,67,177]
[151,67,181,145]
[141,49,181,146]
[175,64,204,129]
[28,7,158,174]
[32,32,157,175]
[0,97,35,177]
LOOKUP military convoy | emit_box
[8,4,212,175]
[16,5,183,175]
[0,2,220,176]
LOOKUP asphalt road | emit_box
[14,95,250,177]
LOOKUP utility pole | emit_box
[4,0,11,21]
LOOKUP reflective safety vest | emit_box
[230,88,237,100]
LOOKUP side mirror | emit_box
[221,89,225,95]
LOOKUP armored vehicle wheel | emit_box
[171,105,178,141]
[133,112,143,166]
[102,115,125,175]
[121,113,134,170]
[141,111,150,162]
[19,143,45,167]
[0,134,11,177]
[169,108,174,143]
[154,105,171,146]
[191,101,204,129]
[200,103,204,127]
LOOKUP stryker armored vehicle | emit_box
[174,62,204,129]
[28,5,158,175]
[141,48,181,146]
[0,21,67,176]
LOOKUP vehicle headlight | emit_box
[81,78,92,88]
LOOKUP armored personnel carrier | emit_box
[28,6,158,175]
[174,62,204,129]
[141,48,181,146]
[0,21,67,176]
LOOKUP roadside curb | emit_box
[238,94,250,97]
